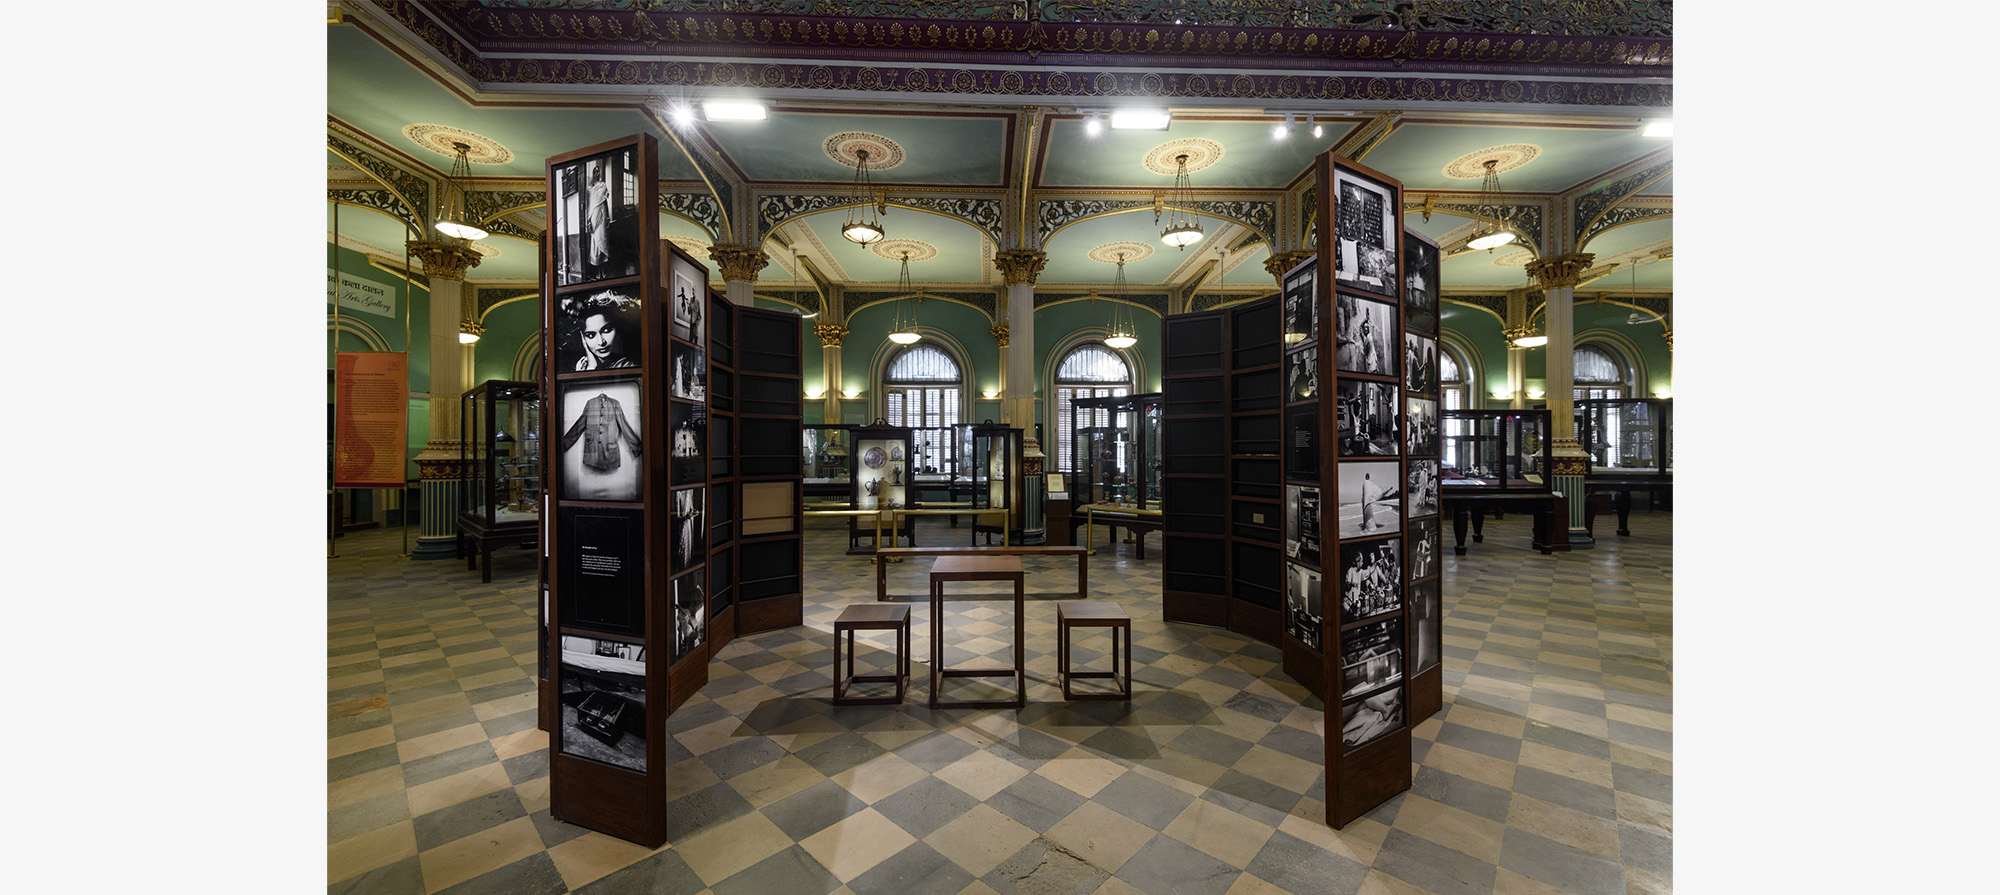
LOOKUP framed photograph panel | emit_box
[1338,537,1403,626]
[556,507,646,637]
[1406,396,1440,457]
[1406,517,1440,582]
[550,148,642,288]
[1286,404,1320,480]
[670,400,707,486]
[1282,260,1317,346]
[671,486,706,574]
[1340,685,1404,751]
[1404,230,1441,334]
[1407,459,1440,517]
[669,254,707,345]
[1410,579,1442,674]
[558,635,647,772]
[671,346,707,402]
[1335,460,1402,540]
[558,377,643,502]
[1332,166,1399,299]
[671,573,706,662]
[1284,562,1324,652]
[1285,484,1322,565]
[1339,617,1404,698]
[556,287,643,373]
[1404,334,1438,395]
[1287,345,1319,402]
[1337,379,1400,457]
[1334,293,1398,377]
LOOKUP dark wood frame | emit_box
[457,379,540,583]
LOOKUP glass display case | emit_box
[802,424,853,501]
[959,422,1023,544]
[1440,409,1550,491]
[1068,393,1162,510]
[1577,398,1671,475]
[460,380,543,527]
[844,421,917,552]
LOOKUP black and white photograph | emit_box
[1334,293,1398,376]
[558,378,643,501]
[670,400,706,486]
[1284,562,1323,651]
[671,346,707,402]
[1406,396,1440,457]
[672,573,706,662]
[1404,333,1438,395]
[1285,484,1322,565]
[671,486,706,574]
[1410,579,1442,674]
[1404,230,1440,334]
[1407,459,1440,517]
[1335,460,1402,540]
[557,507,646,637]
[1288,345,1318,401]
[556,287,642,373]
[1406,517,1440,582]
[1337,379,1400,457]
[1286,404,1319,479]
[1332,166,1398,299]
[1340,685,1404,750]
[559,640,647,772]
[551,149,641,287]
[1339,617,1404,698]
[670,255,706,345]
[1282,262,1317,345]
[1339,537,1403,625]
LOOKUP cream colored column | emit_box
[1504,289,1530,410]
[1527,253,1595,543]
[995,250,1047,544]
[406,239,483,559]
[708,244,768,307]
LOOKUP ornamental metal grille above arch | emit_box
[1038,199,1275,250]
[757,194,1005,246]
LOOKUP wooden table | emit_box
[1440,490,1568,555]
[1584,474,1672,537]
[1079,504,1164,558]
[929,554,1025,709]
[874,545,1088,604]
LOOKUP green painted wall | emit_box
[473,296,542,385]
[1439,303,1510,407]
[1438,298,1673,406]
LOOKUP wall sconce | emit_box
[804,387,825,400]
[1491,390,1514,401]
[1654,389,1673,399]
[981,389,999,399]
[842,388,862,399]
[1526,389,1546,400]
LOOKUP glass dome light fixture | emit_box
[1158,152,1204,249]
[840,147,885,245]
[887,250,922,344]
[1465,159,1515,252]
[1103,252,1138,349]
[433,141,489,241]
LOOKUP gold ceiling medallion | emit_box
[402,124,513,165]
[1086,241,1154,265]
[869,238,939,263]
[1141,138,1224,176]
[1441,143,1540,179]
[823,131,907,170]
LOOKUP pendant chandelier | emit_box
[841,148,885,245]
[888,250,921,344]
[433,141,489,241]
[1465,159,1515,251]
[1158,152,1204,249]
[1104,252,1137,349]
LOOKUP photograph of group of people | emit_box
[1332,169,1398,299]
[1406,396,1440,456]
[1338,379,1400,457]
[1405,333,1438,395]
[551,149,640,287]
[1339,617,1404,699]
[1339,538,1403,625]
[1284,562,1323,652]
[557,288,641,372]
[558,635,647,772]
[672,574,706,663]
[1407,459,1440,517]
[672,486,706,574]
[1284,484,1322,565]
[1335,460,1402,539]
[671,401,706,486]
[1403,233,1440,334]
[1334,294,1398,377]
[558,380,643,501]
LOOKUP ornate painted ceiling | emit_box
[327,0,1672,318]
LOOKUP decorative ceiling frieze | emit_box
[1445,294,1510,323]
[1032,291,1169,318]
[662,190,725,241]
[844,289,997,321]
[1575,159,1673,247]
[757,193,1004,244]
[327,129,431,231]
[1038,198,1274,248]
[475,286,539,317]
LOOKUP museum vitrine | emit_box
[1440,409,1551,491]
[802,424,853,500]
[958,422,1023,544]
[844,421,917,552]
[459,380,542,530]
[1576,397,1671,475]
[1069,393,1162,510]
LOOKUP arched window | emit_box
[1053,343,1132,474]
[1438,346,1467,412]
[882,343,962,475]
[1572,342,1631,466]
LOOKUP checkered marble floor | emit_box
[329,511,1671,895]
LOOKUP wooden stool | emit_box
[1057,600,1132,700]
[832,603,910,705]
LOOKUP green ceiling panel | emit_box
[1369,122,1660,193]
[794,209,991,283]
[710,111,1007,185]
[1441,247,1541,290]
[1041,117,1357,189]
[1041,212,1210,285]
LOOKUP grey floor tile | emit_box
[1112,834,1239,895]
[873,776,979,838]
[1499,828,1628,895]
[662,781,757,843]
[761,778,871,841]
[328,854,424,895]
[987,773,1086,832]
[1091,772,1196,832]
[1409,767,1514,824]
[430,853,567,895]
[1246,829,1370,895]
[847,841,975,895]
[573,849,705,895]
[413,787,527,850]
[710,845,843,895]
[983,838,1112,895]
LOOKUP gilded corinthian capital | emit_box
[991,323,1010,349]
[406,240,483,281]
[1525,253,1595,290]
[993,250,1048,287]
[813,323,849,348]
[1263,250,1314,284]
[707,244,770,283]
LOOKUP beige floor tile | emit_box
[1532,676,1606,701]
[1506,794,1622,859]
[406,763,513,817]
[1443,704,1528,739]
[674,716,745,756]
[932,749,1032,801]
[471,689,538,721]
[858,727,933,752]
[1359,869,1442,895]
[1163,798,1273,868]
[1034,747,1126,798]
[1225,873,1296,895]
[1492,866,1574,894]
[328,724,398,759]
[327,819,416,884]
[1275,811,1366,865]
[1614,791,1672,837]
[328,668,386,690]
[329,765,406,811]
[727,755,825,807]
[1423,742,1518,791]
[664,756,724,802]
[390,691,473,723]
[924,804,1039,878]
[1393,795,1508,864]
[1458,676,1534,704]
[957,880,1006,895]
[458,668,528,692]
[395,723,490,764]
[800,807,919,881]
[1232,744,1323,794]
[830,752,931,803]
[1537,651,1602,672]
[491,727,548,761]
[677,810,794,885]
[1518,740,1616,789]
[1523,704,1611,740]
[1606,703,1672,732]
[1042,801,1156,873]
[1129,746,1227,796]
[1609,742,1673,774]
[418,816,545,892]
[515,777,551,814]
[380,649,447,670]
[1623,864,1669,895]
[1334,817,1392,865]
[447,646,511,667]
[547,832,665,891]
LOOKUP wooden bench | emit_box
[873,545,1089,603]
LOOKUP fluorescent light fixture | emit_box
[1110,109,1171,130]
[703,100,767,121]
[1643,119,1672,137]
